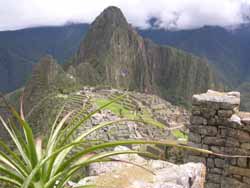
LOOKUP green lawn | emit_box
[94,98,134,117]
[94,97,170,129]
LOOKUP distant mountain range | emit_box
[139,24,250,110]
[139,25,250,87]
[1,6,250,109]
[0,24,88,92]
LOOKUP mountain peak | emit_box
[102,6,123,15]
[73,6,218,106]
[76,6,131,63]
[92,6,128,28]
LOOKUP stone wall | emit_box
[188,90,250,188]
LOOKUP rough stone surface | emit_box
[192,90,240,110]
[72,146,206,188]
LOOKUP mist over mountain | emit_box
[1,6,250,109]
[2,0,250,31]
[12,6,218,110]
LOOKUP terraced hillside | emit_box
[1,85,189,160]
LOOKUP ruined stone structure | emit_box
[188,90,250,188]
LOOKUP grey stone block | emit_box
[207,173,222,184]
[214,158,225,168]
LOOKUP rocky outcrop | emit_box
[23,55,76,113]
[74,6,153,92]
[72,6,219,107]
[21,55,76,134]
[70,146,206,188]
[188,90,250,188]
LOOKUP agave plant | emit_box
[0,94,212,188]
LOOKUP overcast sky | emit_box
[1,0,250,31]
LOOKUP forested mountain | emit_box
[0,24,88,92]
[64,6,218,106]
[139,24,250,87]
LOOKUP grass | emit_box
[171,130,188,141]
[94,98,166,128]
[94,98,135,118]
[56,94,68,99]
[95,98,187,132]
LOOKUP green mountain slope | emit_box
[139,24,250,110]
[23,55,76,113]
[70,6,220,107]
[139,25,250,87]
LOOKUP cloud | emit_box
[0,0,250,31]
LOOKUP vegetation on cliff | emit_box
[69,6,220,107]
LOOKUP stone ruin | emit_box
[188,90,250,188]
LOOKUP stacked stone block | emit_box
[188,90,250,188]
